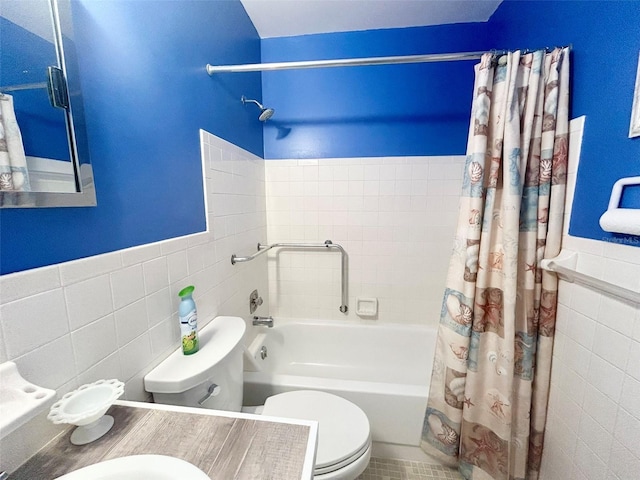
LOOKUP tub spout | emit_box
[252,315,274,328]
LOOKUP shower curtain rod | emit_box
[0,82,48,93]
[206,46,571,75]
[206,50,504,75]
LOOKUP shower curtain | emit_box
[0,94,31,191]
[421,47,570,480]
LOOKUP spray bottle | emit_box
[178,285,199,355]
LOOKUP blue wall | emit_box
[490,0,640,246]
[0,0,263,274]
[3,0,639,275]
[261,24,492,159]
[263,0,640,246]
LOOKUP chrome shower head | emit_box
[258,108,275,122]
[241,95,275,122]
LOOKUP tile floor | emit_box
[357,457,463,480]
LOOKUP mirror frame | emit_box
[0,0,96,208]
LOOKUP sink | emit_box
[54,454,210,479]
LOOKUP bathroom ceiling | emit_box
[240,0,503,38]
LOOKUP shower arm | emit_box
[232,240,349,314]
[241,96,264,109]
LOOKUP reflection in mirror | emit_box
[0,0,96,207]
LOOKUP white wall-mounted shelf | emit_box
[0,362,56,439]
[540,250,640,304]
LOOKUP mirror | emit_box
[0,0,96,207]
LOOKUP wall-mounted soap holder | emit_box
[0,362,56,439]
[356,298,378,318]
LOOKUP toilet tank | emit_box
[144,316,246,412]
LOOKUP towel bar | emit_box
[541,250,640,304]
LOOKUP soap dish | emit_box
[356,297,378,317]
[0,361,56,438]
[48,379,124,445]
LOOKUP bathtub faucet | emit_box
[252,315,274,328]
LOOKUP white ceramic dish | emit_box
[48,379,124,445]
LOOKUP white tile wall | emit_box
[0,131,269,473]
[542,241,640,480]
[264,156,465,325]
[539,117,640,480]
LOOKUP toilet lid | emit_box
[262,391,371,472]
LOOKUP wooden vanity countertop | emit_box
[10,400,317,480]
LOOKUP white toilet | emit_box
[144,316,371,480]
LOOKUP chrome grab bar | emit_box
[232,240,348,314]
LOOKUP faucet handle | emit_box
[249,289,263,314]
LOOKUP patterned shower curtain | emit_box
[0,94,31,191]
[421,48,570,480]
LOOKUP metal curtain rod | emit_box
[206,50,499,75]
[206,46,572,75]
[0,82,48,94]
[232,240,349,314]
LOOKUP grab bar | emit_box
[232,240,349,314]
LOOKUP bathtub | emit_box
[243,320,436,446]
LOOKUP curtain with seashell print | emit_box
[0,94,31,191]
[421,47,570,480]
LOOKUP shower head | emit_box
[258,107,275,122]
[241,95,275,122]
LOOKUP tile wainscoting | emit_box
[540,236,640,480]
[539,117,640,479]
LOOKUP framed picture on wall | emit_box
[631,51,640,138]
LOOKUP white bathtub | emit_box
[243,320,436,446]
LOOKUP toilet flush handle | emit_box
[198,383,221,406]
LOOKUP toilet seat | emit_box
[313,441,370,475]
[314,443,371,480]
[262,390,371,476]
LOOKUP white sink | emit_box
[54,454,210,479]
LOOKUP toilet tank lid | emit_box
[144,316,246,394]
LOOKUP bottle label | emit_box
[180,310,198,355]
[181,311,197,327]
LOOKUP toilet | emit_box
[144,316,371,480]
